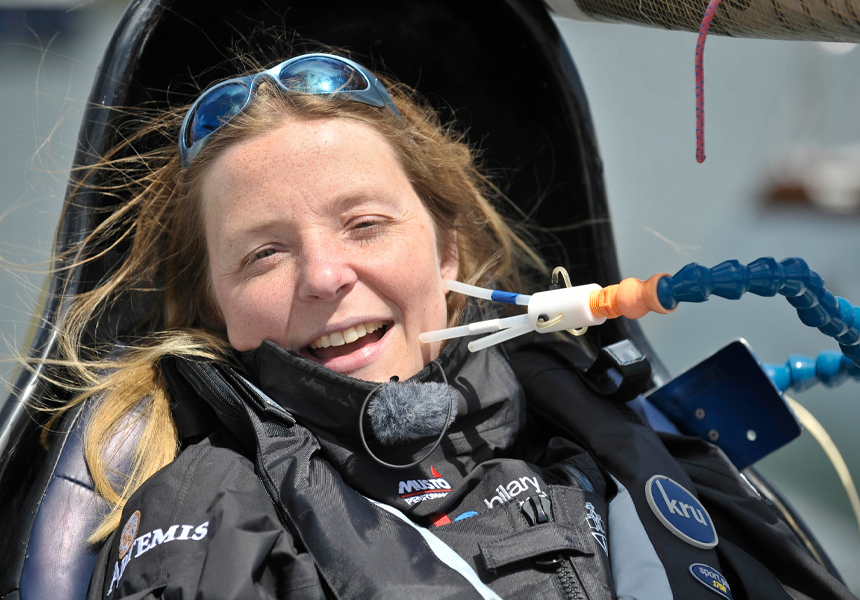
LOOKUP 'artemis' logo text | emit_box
[107,520,208,596]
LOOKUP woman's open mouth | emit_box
[305,321,389,362]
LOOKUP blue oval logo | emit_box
[645,475,718,549]
[689,563,732,599]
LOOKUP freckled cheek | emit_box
[217,281,295,350]
[387,229,449,329]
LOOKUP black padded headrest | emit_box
[57,0,651,351]
[0,3,667,596]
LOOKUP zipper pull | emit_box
[521,494,552,526]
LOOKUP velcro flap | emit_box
[479,523,591,571]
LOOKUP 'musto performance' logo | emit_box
[398,466,451,505]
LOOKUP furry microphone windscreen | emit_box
[367,381,459,445]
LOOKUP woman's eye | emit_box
[244,248,278,268]
[254,248,276,260]
[350,218,390,236]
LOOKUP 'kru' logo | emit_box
[645,475,718,549]
[656,478,708,525]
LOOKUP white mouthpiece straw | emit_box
[467,322,533,352]
[419,314,530,344]
[444,279,493,300]
[444,280,531,306]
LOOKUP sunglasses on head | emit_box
[178,53,402,170]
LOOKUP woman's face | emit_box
[202,116,458,382]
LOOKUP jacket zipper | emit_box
[555,557,585,600]
[195,362,296,425]
[523,494,588,600]
[550,465,593,599]
[195,364,244,413]
[180,359,331,592]
[193,364,293,519]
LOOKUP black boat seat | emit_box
[19,401,144,600]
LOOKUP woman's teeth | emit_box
[309,321,384,350]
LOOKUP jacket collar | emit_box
[236,332,526,471]
[237,335,464,441]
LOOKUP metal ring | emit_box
[551,266,573,289]
[535,554,565,567]
[536,313,564,329]
[551,266,588,338]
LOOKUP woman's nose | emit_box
[296,238,358,302]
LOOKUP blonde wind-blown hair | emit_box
[44,56,546,544]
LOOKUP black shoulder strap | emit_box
[513,340,648,424]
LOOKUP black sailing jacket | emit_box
[86,338,857,600]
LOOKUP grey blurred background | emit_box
[0,0,858,592]
[557,17,860,592]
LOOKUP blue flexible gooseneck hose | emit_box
[765,351,860,392]
[654,257,860,368]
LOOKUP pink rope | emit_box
[695,0,724,163]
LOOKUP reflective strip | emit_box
[368,499,503,600]
[609,476,673,600]
[739,472,762,498]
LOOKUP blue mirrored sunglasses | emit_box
[178,53,402,170]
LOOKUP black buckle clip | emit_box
[521,494,552,526]
[583,339,651,403]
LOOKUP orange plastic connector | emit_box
[591,284,621,318]
[588,273,677,320]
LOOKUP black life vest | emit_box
[161,337,855,600]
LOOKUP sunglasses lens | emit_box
[187,81,250,147]
[278,57,369,95]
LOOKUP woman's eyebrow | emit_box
[218,189,404,248]
[330,189,401,216]
[222,218,288,247]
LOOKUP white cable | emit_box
[467,322,533,352]
[423,277,608,351]
[444,279,494,301]
[785,396,860,537]
[419,314,530,343]
[444,279,531,306]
